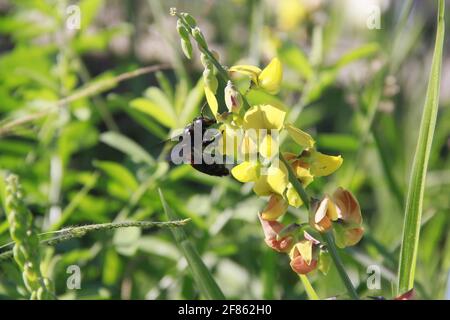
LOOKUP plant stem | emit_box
[322,232,359,300]
[0,219,190,261]
[299,275,319,300]
[176,13,251,111]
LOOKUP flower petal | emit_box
[266,161,289,195]
[243,104,286,130]
[231,161,260,183]
[285,123,315,149]
[332,187,362,225]
[228,65,262,84]
[258,57,283,94]
[259,132,279,160]
[261,194,288,221]
[286,183,303,208]
[309,150,343,177]
[258,214,293,253]
[204,86,218,118]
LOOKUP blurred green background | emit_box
[0,0,449,299]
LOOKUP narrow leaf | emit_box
[397,0,445,295]
[158,189,226,300]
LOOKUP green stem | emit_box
[176,13,251,111]
[0,219,190,261]
[322,232,359,300]
[299,275,319,300]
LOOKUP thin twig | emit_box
[0,64,171,137]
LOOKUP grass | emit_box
[397,0,445,296]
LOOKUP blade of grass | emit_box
[397,0,445,295]
[158,188,226,300]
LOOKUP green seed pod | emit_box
[4,174,55,300]
[203,68,218,94]
[180,38,193,59]
[181,12,197,28]
[192,27,207,48]
[176,20,190,40]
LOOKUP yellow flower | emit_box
[218,124,241,157]
[229,57,283,94]
[242,104,286,130]
[286,183,303,207]
[231,161,260,183]
[283,152,314,186]
[259,132,279,160]
[300,149,343,177]
[258,57,283,94]
[258,214,293,253]
[310,195,339,232]
[252,161,289,196]
[240,131,258,156]
[265,161,289,195]
[332,187,362,225]
[332,187,364,248]
[310,187,364,247]
[261,194,288,221]
[285,123,315,149]
[228,64,262,84]
[289,238,318,275]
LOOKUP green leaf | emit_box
[278,42,314,80]
[397,0,445,295]
[100,131,154,166]
[332,42,379,70]
[179,78,204,125]
[93,160,138,191]
[130,98,176,128]
[158,189,226,300]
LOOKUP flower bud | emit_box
[224,81,243,113]
[176,20,190,40]
[203,68,218,93]
[258,214,293,253]
[310,195,338,233]
[180,39,193,59]
[181,12,197,28]
[289,238,318,275]
[192,27,207,48]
